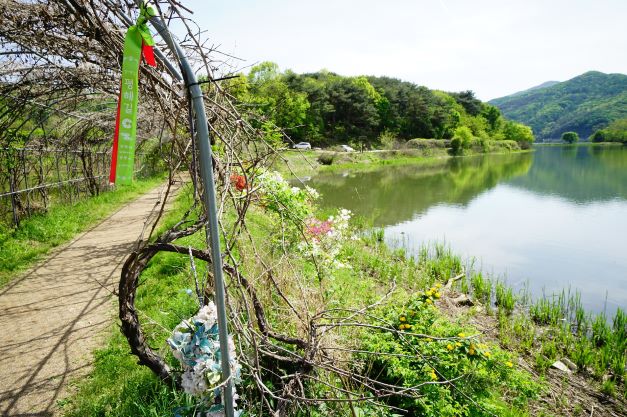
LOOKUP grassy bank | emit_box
[534,142,625,147]
[60,181,624,417]
[275,140,528,177]
[0,175,165,287]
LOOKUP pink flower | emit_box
[306,219,333,237]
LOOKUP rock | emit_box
[561,357,577,371]
[551,360,572,373]
[453,294,474,307]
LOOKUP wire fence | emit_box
[0,147,147,227]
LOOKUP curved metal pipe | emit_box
[130,3,235,416]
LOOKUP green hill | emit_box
[489,71,627,140]
[508,80,560,97]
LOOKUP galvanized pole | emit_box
[134,5,235,416]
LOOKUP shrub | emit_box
[450,137,462,155]
[454,126,474,149]
[590,130,606,143]
[379,129,399,149]
[317,152,335,165]
[406,139,448,149]
[561,131,579,144]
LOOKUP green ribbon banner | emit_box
[110,2,156,185]
[114,27,142,185]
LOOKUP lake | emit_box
[306,145,627,315]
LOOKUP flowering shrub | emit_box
[255,171,318,223]
[251,171,353,277]
[299,209,352,275]
[168,303,242,416]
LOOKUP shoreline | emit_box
[534,141,624,147]
[276,144,533,178]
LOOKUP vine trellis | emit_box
[0,1,491,416]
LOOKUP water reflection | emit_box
[308,152,533,227]
[509,145,627,203]
[308,145,627,314]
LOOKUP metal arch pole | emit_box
[136,6,235,416]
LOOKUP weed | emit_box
[471,272,492,305]
[496,281,515,315]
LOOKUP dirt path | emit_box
[0,178,183,416]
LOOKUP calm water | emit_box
[306,145,627,315]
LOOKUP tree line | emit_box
[590,118,627,144]
[224,62,534,149]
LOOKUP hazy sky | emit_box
[180,0,627,100]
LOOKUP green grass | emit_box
[60,184,623,416]
[465,270,626,395]
[0,175,165,287]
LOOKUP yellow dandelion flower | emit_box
[506,361,513,368]
[485,351,491,358]
[436,283,442,289]
[430,372,438,381]
[434,292,441,299]
[458,332,465,338]
[425,290,433,297]
[426,298,433,304]
[447,344,454,351]
[400,316,406,322]
[455,342,462,347]
[468,349,475,356]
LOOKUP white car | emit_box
[293,142,311,150]
[340,144,355,152]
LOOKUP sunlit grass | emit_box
[0,175,165,287]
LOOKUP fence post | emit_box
[9,166,19,227]
[21,149,30,216]
[55,151,62,198]
[38,148,48,210]
[65,151,72,204]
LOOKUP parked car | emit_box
[340,144,355,152]
[293,142,311,150]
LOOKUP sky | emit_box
[179,0,627,100]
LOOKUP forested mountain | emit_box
[489,71,627,140]
[508,81,560,97]
[224,62,534,149]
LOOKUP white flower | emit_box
[305,186,320,199]
[195,303,218,327]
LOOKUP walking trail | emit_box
[0,178,182,416]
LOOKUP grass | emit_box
[61,190,550,417]
[60,182,625,416]
[460,269,626,401]
[0,174,165,287]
